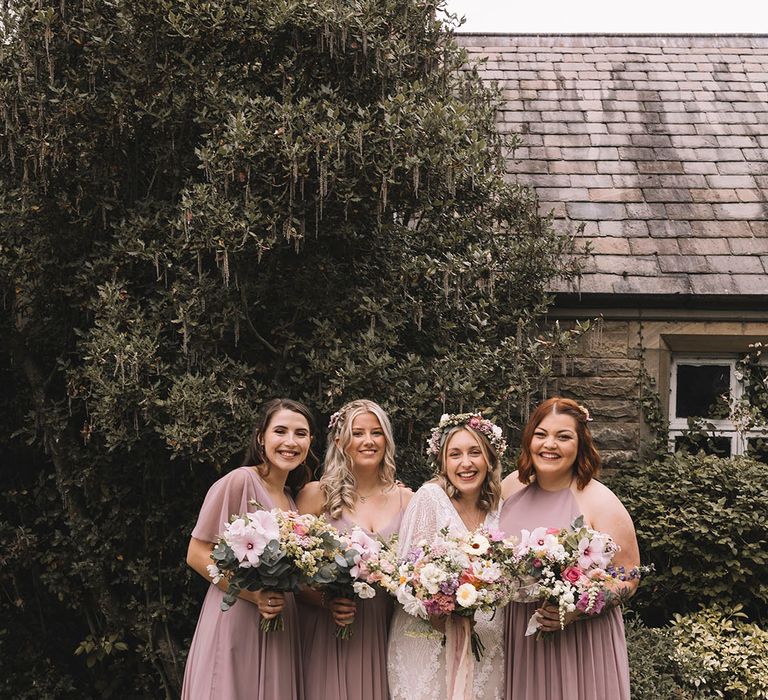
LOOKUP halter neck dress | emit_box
[499,481,630,700]
[181,466,303,700]
[300,490,406,700]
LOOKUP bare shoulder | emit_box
[578,478,626,512]
[501,470,526,499]
[576,479,635,535]
[397,484,414,508]
[296,480,325,515]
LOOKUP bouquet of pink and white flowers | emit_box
[395,526,517,660]
[208,506,339,631]
[514,515,652,637]
[319,527,400,639]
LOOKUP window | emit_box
[669,355,768,460]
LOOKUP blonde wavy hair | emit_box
[320,399,397,519]
[431,425,502,512]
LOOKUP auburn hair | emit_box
[517,397,601,490]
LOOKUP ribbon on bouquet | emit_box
[445,615,474,700]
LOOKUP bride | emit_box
[387,413,506,700]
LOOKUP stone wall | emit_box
[547,317,768,470]
[550,320,644,469]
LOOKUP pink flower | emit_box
[532,558,543,569]
[576,589,606,615]
[423,593,456,616]
[546,527,560,535]
[348,528,381,577]
[577,534,613,570]
[226,511,279,567]
[293,522,308,537]
[488,529,505,542]
[562,566,584,584]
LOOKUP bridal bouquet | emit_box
[208,507,339,631]
[395,527,516,660]
[320,527,400,639]
[514,516,652,637]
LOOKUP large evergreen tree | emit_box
[0,1,579,696]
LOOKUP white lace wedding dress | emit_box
[386,482,505,700]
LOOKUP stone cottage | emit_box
[459,34,768,466]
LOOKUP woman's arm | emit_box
[186,537,285,620]
[536,482,641,633]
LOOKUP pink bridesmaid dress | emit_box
[499,482,630,700]
[299,492,405,700]
[181,466,304,700]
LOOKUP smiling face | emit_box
[262,409,312,475]
[344,411,386,472]
[529,411,579,486]
[443,428,489,499]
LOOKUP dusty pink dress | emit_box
[181,466,303,700]
[500,482,630,700]
[299,492,405,700]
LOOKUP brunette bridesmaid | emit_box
[500,397,639,700]
[181,399,317,700]
[297,399,411,700]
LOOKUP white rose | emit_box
[456,583,479,608]
[419,563,449,595]
[353,581,376,599]
[396,585,428,619]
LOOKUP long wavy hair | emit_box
[320,399,397,519]
[242,398,318,496]
[431,425,502,512]
[517,397,601,490]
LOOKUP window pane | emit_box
[675,364,731,419]
[746,437,768,465]
[674,434,732,457]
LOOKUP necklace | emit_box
[452,498,485,530]
[358,488,382,503]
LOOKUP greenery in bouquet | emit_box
[395,526,514,660]
[514,516,652,637]
[322,527,399,639]
[209,508,338,631]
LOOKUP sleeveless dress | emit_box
[299,491,405,700]
[181,466,304,700]
[499,482,630,700]
[387,483,505,700]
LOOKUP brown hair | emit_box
[431,426,502,512]
[517,397,600,490]
[242,398,318,496]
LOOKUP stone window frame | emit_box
[668,354,768,457]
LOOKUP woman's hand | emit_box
[328,596,357,627]
[249,590,286,620]
[429,614,447,634]
[535,602,581,632]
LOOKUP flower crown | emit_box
[427,412,507,462]
[576,404,593,422]
[328,408,346,434]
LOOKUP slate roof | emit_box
[458,34,768,300]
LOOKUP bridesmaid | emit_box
[500,397,639,700]
[297,399,411,700]
[181,398,316,700]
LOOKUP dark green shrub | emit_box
[0,0,580,695]
[625,617,697,700]
[607,453,768,624]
